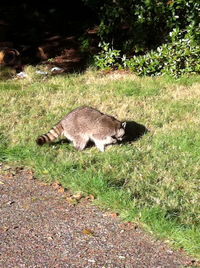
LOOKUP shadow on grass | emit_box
[122,121,149,143]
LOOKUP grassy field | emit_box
[0,67,200,258]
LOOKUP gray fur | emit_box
[37,106,126,152]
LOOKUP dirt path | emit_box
[0,165,196,268]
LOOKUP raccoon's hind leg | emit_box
[72,136,89,151]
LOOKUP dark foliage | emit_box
[0,0,199,75]
[83,0,200,54]
[0,1,98,66]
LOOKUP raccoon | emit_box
[36,106,126,152]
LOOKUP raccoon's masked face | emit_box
[115,122,126,141]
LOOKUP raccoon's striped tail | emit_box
[36,123,64,146]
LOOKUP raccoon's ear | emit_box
[122,122,126,129]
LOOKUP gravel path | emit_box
[0,165,196,268]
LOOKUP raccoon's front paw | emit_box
[111,138,117,144]
[96,143,105,152]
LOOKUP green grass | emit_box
[0,67,200,258]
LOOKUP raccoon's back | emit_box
[63,106,103,121]
[61,106,121,136]
[61,106,103,130]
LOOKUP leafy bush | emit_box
[83,0,200,53]
[85,0,200,76]
[125,28,200,77]
[94,42,121,70]
[94,28,200,77]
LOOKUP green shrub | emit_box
[94,42,121,70]
[125,28,200,77]
[83,0,200,53]
[93,28,200,77]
